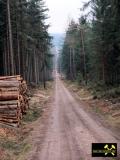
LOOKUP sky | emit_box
[45,0,88,34]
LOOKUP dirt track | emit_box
[28,76,120,160]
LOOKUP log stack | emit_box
[0,75,29,127]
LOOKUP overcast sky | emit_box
[45,0,88,34]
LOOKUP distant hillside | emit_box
[50,33,65,49]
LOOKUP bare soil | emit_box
[27,76,120,160]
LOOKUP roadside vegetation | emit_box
[64,80,120,137]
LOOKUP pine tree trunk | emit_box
[7,24,10,75]
[80,29,87,85]
[7,0,14,75]
[69,47,73,80]
[43,65,46,89]
[34,48,37,84]
[72,48,76,79]
[3,39,7,75]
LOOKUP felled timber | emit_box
[0,75,22,81]
[0,91,19,101]
[0,75,29,127]
[0,81,20,88]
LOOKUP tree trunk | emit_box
[80,29,87,85]
[72,48,76,79]
[7,0,14,75]
[43,65,46,89]
[69,47,73,80]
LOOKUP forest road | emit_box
[29,75,120,160]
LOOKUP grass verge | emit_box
[63,79,120,137]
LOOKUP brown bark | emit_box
[0,109,18,113]
[0,75,21,80]
[0,115,18,119]
[0,87,18,92]
[0,81,20,87]
[0,118,19,123]
[0,100,18,105]
[0,105,18,110]
[0,122,19,128]
[0,91,19,100]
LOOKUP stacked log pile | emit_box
[0,75,29,127]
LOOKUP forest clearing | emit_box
[0,0,120,159]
